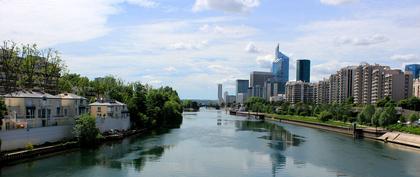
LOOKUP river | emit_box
[1,109,419,177]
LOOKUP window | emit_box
[97,107,101,112]
[56,107,61,116]
[64,109,68,116]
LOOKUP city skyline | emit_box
[1,0,420,99]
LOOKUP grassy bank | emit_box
[266,114,353,128]
[387,124,420,135]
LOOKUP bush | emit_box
[73,114,101,147]
[408,113,418,124]
[319,111,333,122]
[26,143,34,151]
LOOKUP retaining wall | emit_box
[0,125,74,151]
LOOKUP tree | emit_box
[162,100,183,128]
[371,109,381,128]
[358,105,375,124]
[408,113,418,124]
[345,96,354,105]
[128,82,148,128]
[73,114,101,147]
[379,105,397,127]
[398,97,420,111]
[319,111,333,122]
[376,97,391,107]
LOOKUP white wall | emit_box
[0,125,74,151]
[95,117,130,133]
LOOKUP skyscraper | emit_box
[236,80,249,95]
[217,84,224,105]
[405,64,420,79]
[272,44,289,94]
[250,71,273,98]
[296,59,310,82]
[236,79,249,104]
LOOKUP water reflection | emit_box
[234,120,306,176]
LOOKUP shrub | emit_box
[26,143,34,151]
[319,111,333,122]
[408,113,418,124]
[73,114,101,147]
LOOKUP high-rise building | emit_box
[315,79,330,104]
[217,84,224,105]
[236,80,249,95]
[285,81,315,104]
[250,71,273,98]
[382,70,413,102]
[413,79,420,98]
[236,79,249,104]
[353,64,390,104]
[296,59,310,82]
[405,64,420,79]
[272,44,289,94]
[315,63,413,105]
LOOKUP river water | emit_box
[1,109,419,177]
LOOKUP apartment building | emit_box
[414,79,420,98]
[285,81,315,104]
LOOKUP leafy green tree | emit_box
[376,97,391,107]
[398,97,420,111]
[379,105,397,127]
[73,114,101,147]
[371,109,381,128]
[162,100,183,128]
[358,105,375,124]
[408,113,419,124]
[345,96,354,105]
[312,105,321,116]
[319,111,333,122]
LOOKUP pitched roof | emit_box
[57,93,87,100]
[89,100,126,106]
[2,90,59,99]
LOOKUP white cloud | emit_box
[164,66,177,72]
[256,55,274,68]
[126,0,159,8]
[391,54,419,62]
[199,24,257,38]
[0,0,163,48]
[335,34,388,46]
[193,0,260,13]
[245,42,262,53]
[0,0,119,47]
[169,40,208,50]
[320,0,358,6]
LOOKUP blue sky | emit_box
[1,0,420,99]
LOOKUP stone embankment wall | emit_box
[378,132,420,148]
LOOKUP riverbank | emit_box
[235,111,420,149]
[0,129,147,166]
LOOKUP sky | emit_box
[1,0,420,99]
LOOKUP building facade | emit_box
[1,91,87,130]
[236,80,249,103]
[285,81,315,104]
[218,84,224,105]
[315,63,413,105]
[413,79,420,98]
[250,71,273,98]
[405,64,420,79]
[272,44,289,94]
[296,59,311,82]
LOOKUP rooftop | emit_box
[89,100,126,106]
